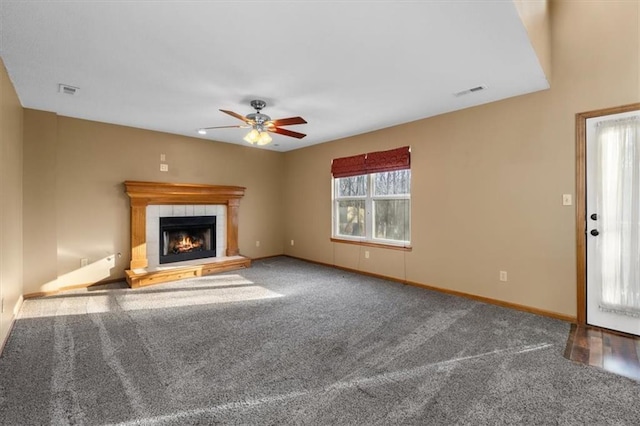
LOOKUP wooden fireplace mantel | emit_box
[124,181,246,205]
[123,181,250,288]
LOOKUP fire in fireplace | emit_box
[159,216,216,264]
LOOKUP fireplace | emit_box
[159,216,216,264]
[124,181,250,288]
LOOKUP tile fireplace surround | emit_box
[124,181,251,288]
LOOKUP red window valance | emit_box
[366,146,410,174]
[330,154,366,178]
[331,146,410,178]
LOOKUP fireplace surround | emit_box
[124,181,251,288]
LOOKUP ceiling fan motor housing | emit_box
[247,100,271,127]
[250,99,267,111]
[246,112,271,125]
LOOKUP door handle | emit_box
[590,213,598,220]
[590,229,599,236]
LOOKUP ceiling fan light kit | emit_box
[243,128,272,145]
[199,99,307,146]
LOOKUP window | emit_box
[331,147,411,247]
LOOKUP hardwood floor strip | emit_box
[563,323,577,359]
[588,334,603,368]
[571,346,590,365]
[565,325,640,381]
[604,335,640,381]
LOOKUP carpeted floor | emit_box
[1,256,639,425]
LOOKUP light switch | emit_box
[562,194,572,206]
[160,153,166,161]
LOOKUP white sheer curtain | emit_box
[596,116,640,316]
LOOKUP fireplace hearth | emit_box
[160,216,216,264]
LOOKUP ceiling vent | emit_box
[454,85,487,97]
[58,84,79,95]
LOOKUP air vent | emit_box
[58,84,79,95]
[454,85,487,97]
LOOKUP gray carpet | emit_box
[1,257,639,425]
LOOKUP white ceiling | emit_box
[0,0,548,152]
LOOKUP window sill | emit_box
[330,237,412,251]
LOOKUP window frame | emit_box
[332,170,411,249]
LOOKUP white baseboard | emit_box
[0,294,24,355]
[13,294,23,316]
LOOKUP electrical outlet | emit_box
[81,258,89,267]
[365,251,370,259]
[256,240,260,247]
[290,240,294,246]
[160,163,169,172]
[500,271,508,282]
[562,194,572,206]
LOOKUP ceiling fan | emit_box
[198,100,307,146]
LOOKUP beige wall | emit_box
[282,0,640,318]
[23,110,58,293]
[0,58,24,344]
[514,0,552,81]
[22,113,285,294]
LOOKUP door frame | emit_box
[575,102,640,325]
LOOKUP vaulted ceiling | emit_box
[0,1,548,151]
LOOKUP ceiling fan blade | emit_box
[268,116,307,127]
[269,127,306,139]
[220,109,252,124]
[201,125,250,130]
